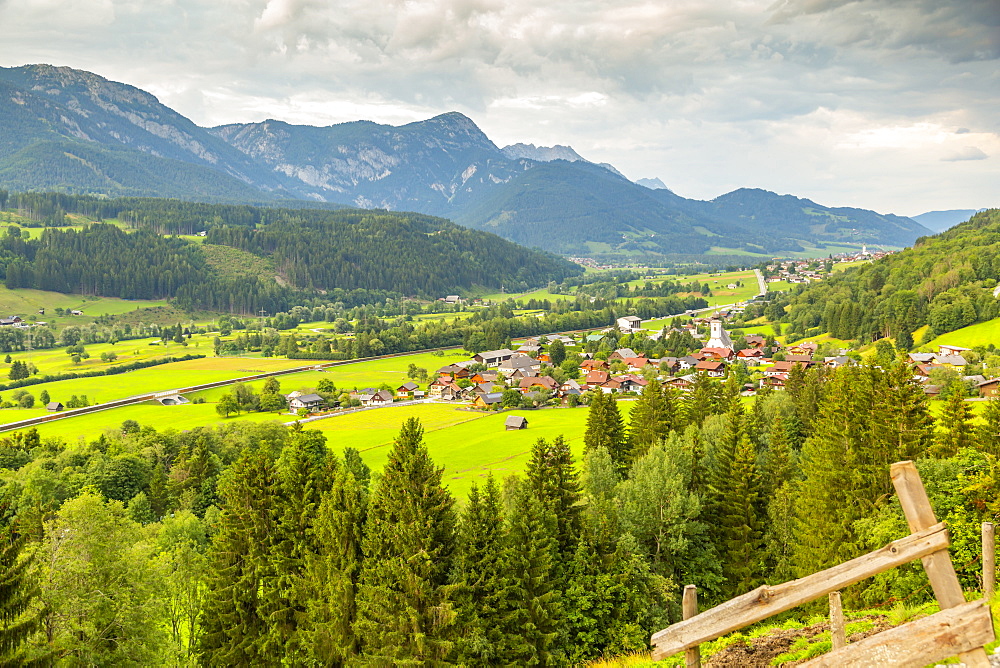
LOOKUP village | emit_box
[280,302,991,422]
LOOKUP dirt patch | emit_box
[706,615,893,667]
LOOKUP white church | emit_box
[705,318,733,350]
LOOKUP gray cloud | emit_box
[0,0,996,214]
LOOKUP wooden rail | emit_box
[650,461,994,667]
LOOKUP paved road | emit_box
[754,268,767,296]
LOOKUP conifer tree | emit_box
[454,476,525,664]
[584,392,627,469]
[526,436,583,561]
[199,448,277,665]
[505,478,563,666]
[0,529,45,665]
[627,381,675,462]
[934,387,974,457]
[304,458,367,665]
[355,418,458,664]
[978,397,1000,456]
[708,403,765,598]
[683,371,723,426]
[789,362,932,580]
[262,427,330,662]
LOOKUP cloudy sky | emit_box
[1,0,997,216]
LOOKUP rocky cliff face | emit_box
[211,112,530,213]
[0,64,290,191]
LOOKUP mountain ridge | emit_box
[0,64,933,257]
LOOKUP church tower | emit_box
[706,318,733,349]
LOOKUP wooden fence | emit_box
[650,461,996,667]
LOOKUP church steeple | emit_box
[706,318,733,349]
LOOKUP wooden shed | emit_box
[505,415,528,431]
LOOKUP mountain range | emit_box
[0,64,934,258]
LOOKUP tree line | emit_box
[777,208,1000,345]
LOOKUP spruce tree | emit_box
[0,529,45,665]
[708,403,765,598]
[454,476,525,664]
[584,392,626,466]
[262,428,330,662]
[683,371,723,426]
[355,418,458,664]
[934,387,974,457]
[199,448,277,665]
[304,458,367,665]
[978,397,1000,456]
[526,436,582,561]
[627,381,675,462]
[505,478,562,666]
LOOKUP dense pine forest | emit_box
[0,353,997,664]
[0,191,582,312]
[777,209,1000,346]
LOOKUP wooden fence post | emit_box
[683,585,700,668]
[984,522,995,600]
[828,591,846,650]
[890,461,991,668]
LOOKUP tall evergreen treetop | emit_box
[355,417,458,664]
[527,436,583,560]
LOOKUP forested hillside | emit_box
[0,193,581,312]
[779,209,1000,344]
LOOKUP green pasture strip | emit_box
[186,349,470,402]
[7,401,288,443]
[0,356,307,415]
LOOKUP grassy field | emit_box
[4,401,288,445]
[0,356,308,416]
[317,403,590,498]
[7,398,590,499]
[0,285,170,325]
[924,318,1000,351]
[2,335,217,378]
[186,349,471,402]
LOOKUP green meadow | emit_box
[925,317,1000,350]
[2,335,216,377]
[8,397,591,499]
[0,284,170,323]
[316,403,590,498]
[0,356,308,419]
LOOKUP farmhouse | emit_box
[288,393,324,411]
[979,378,1000,398]
[473,392,504,409]
[0,316,22,327]
[474,349,517,367]
[498,355,540,376]
[46,401,64,411]
[396,381,419,399]
[519,376,558,393]
[616,315,643,332]
[694,360,726,377]
[359,390,393,406]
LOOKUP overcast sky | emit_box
[1,0,997,216]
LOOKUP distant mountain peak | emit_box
[501,143,586,163]
[636,177,670,191]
